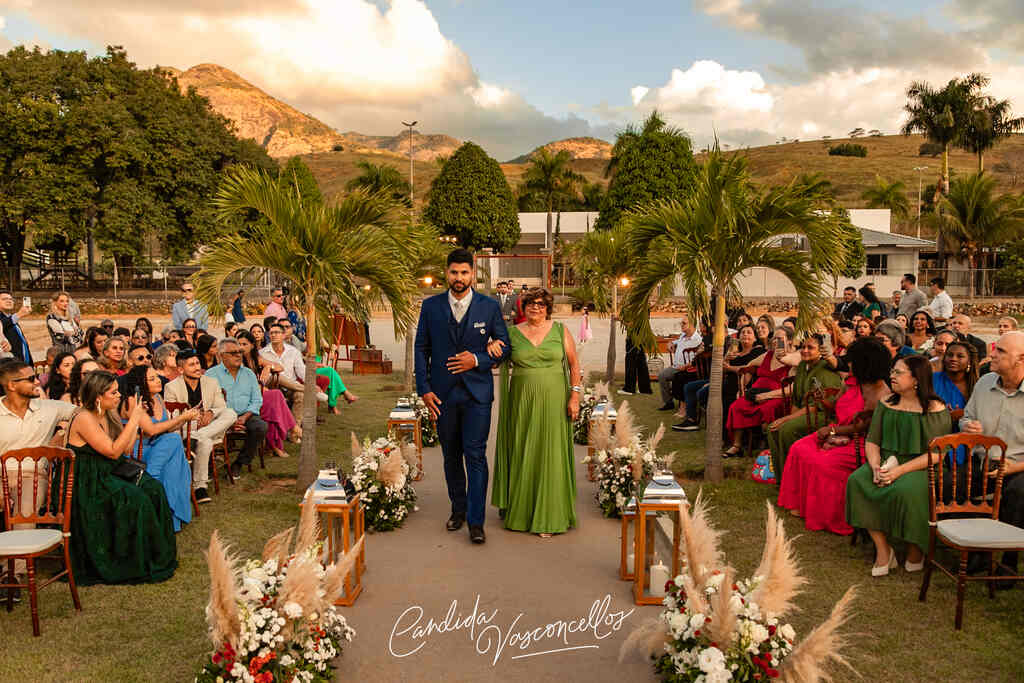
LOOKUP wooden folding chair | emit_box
[0,447,81,636]
[919,434,1024,629]
[164,402,200,516]
[848,408,875,547]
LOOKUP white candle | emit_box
[627,552,635,572]
[650,561,670,598]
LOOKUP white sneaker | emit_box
[315,391,329,402]
[617,389,633,395]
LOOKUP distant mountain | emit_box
[163,63,462,161]
[505,136,613,164]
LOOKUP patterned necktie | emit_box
[453,299,466,323]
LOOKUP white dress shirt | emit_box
[449,289,473,323]
[0,397,77,453]
[926,290,953,319]
[672,331,703,367]
[260,343,306,382]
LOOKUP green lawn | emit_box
[3,372,1023,682]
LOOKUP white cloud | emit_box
[633,60,772,115]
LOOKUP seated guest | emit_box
[279,318,306,354]
[845,355,951,576]
[261,323,325,424]
[237,331,296,455]
[859,285,883,321]
[767,334,844,482]
[674,324,763,432]
[66,371,177,585]
[155,326,173,349]
[98,337,127,375]
[313,344,359,414]
[153,343,179,390]
[0,360,78,585]
[907,310,936,354]
[130,326,153,351]
[754,317,774,349]
[929,328,958,369]
[35,345,60,386]
[656,313,703,411]
[63,358,100,403]
[77,326,108,361]
[933,341,978,414]
[874,320,915,363]
[43,351,75,400]
[173,338,193,352]
[127,344,152,369]
[854,317,875,339]
[205,337,268,479]
[778,338,892,534]
[723,326,795,457]
[181,318,199,347]
[120,365,199,532]
[961,330,1024,581]
[45,291,84,352]
[950,314,988,364]
[249,323,267,348]
[895,313,909,330]
[164,349,237,504]
[833,286,863,321]
[195,333,218,370]
[134,317,154,338]
[262,315,278,335]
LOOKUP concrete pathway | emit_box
[338,380,656,682]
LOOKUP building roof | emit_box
[859,227,935,249]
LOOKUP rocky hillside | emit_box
[506,136,613,163]
[341,130,461,161]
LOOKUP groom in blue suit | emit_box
[414,248,510,544]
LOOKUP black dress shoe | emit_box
[446,513,465,531]
[657,403,676,411]
[498,508,506,520]
[469,525,486,544]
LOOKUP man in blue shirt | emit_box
[172,283,210,331]
[205,337,266,479]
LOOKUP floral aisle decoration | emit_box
[573,380,607,445]
[621,494,857,683]
[403,393,438,447]
[349,433,418,532]
[583,400,668,518]
[197,501,363,683]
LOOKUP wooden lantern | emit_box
[302,492,366,606]
[387,417,423,481]
[632,477,687,606]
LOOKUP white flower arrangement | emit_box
[349,434,418,532]
[573,387,599,445]
[403,392,439,446]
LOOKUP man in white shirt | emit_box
[656,314,703,411]
[260,323,326,424]
[926,277,954,322]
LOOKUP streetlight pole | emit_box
[401,120,417,222]
[913,165,928,239]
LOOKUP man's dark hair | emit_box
[225,321,237,335]
[128,344,150,357]
[113,327,131,337]
[268,323,285,333]
[784,316,798,327]
[903,273,916,285]
[930,276,945,289]
[446,248,474,267]
[843,286,856,293]
[0,359,29,385]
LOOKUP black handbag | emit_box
[744,387,771,402]
[111,456,146,485]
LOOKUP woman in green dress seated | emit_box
[66,371,178,585]
[767,334,843,483]
[488,287,582,538]
[845,355,951,577]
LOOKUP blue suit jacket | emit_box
[414,291,510,404]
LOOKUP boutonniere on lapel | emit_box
[473,322,486,334]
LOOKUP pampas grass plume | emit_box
[648,422,666,451]
[322,537,365,605]
[262,526,294,565]
[708,565,738,647]
[778,586,858,683]
[591,413,612,453]
[614,400,636,449]
[750,501,806,618]
[378,450,407,490]
[618,617,670,663]
[399,441,420,479]
[351,432,362,459]
[594,380,609,401]
[680,491,723,592]
[277,555,324,639]
[205,530,241,648]
[294,493,321,557]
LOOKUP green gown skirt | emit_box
[491,325,577,534]
[767,417,813,486]
[69,444,178,585]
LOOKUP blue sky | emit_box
[1,0,1022,158]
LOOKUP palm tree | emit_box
[346,160,411,206]
[861,176,911,220]
[568,225,633,384]
[901,73,988,194]
[936,172,1024,296]
[523,148,584,250]
[621,147,847,483]
[195,165,416,492]
[604,110,675,178]
[960,96,1024,172]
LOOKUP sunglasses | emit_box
[11,375,36,384]
[133,354,152,361]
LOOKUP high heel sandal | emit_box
[871,548,898,577]
[905,557,925,572]
[722,446,742,458]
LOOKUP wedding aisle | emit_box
[340,379,654,682]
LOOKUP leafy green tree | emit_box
[195,166,416,492]
[993,238,1024,295]
[581,181,605,210]
[861,176,911,220]
[902,73,988,194]
[960,96,1024,172]
[281,157,323,206]
[595,111,698,231]
[345,160,410,206]
[936,172,1024,296]
[523,148,584,249]
[621,148,847,482]
[423,142,520,251]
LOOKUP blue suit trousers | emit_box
[436,382,491,526]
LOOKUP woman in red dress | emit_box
[776,337,891,534]
[723,326,794,457]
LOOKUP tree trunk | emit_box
[295,296,320,493]
[545,201,553,251]
[703,294,727,483]
[403,306,419,392]
[605,282,617,384]
[978,151,984,174]
[941,145,950,195]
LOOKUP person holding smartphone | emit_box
[0,290,32,362]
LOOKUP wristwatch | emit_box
[571,385,582,393]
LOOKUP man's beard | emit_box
[449,280,469,293]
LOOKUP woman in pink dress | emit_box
[578,307,593,343]
[777,337,891,534]
[237,330,297,457]
[723,326,794,457]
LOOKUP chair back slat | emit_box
[926,434,1008,522]
[1,447,75,531]
[164,401,194,461]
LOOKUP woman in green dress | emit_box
[845,355,951,577]
[767,334,843,483]
[488,287,582,537]
[66,371,178,585]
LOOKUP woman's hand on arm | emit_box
[486,339,506,359]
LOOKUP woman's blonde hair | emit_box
[50,291,69,315]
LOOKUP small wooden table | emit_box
[301,493,366,606]
[632,497,684,606]
[387,417,423,481]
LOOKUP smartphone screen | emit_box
[774,337,786,350]
[21,296,30,308]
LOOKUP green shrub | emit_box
[919,142,943,157]
[828,143,868,157]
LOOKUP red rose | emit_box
[705,617,712,624]
[768,624,777,636]
[767,668,780,678]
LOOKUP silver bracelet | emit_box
[571,385,582,393]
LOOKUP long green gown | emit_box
[491,322,577,534]
[768,359,843,484]
[845,401,951,550]
[69,443,178,585]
